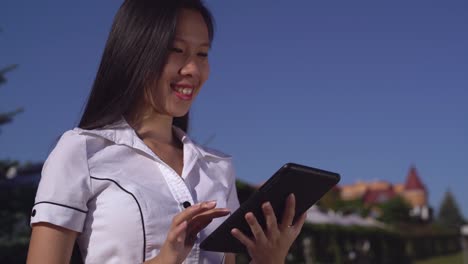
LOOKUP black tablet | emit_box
[200,163,341,253]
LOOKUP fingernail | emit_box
[204,201,217,208]
[245,212,253,221]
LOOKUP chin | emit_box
[171,108,190,118]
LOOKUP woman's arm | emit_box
[27,223,78,264]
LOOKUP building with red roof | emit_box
[339,165,430,220]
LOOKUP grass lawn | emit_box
[414,252,465,264]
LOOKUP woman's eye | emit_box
[197,52,208,58]
[170,47,183,53]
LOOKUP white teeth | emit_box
[176,87,193,95]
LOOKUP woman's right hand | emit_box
[147,201,230,264]
[231,194,306,264]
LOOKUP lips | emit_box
[171,83,195,100]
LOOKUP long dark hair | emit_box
[79,0,214,132]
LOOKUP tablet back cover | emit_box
[200,163,340,253]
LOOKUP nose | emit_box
[179,58,200,78]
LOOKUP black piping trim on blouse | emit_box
[90,176,147,263]
[33,201,88,213]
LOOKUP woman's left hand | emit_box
[230,193,307,264]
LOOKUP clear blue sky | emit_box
[1,0,467,217]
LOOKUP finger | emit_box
[187,209,231,241]
[167,220,188,243]
[280,193,296,230]
[188,217,212,236]
[231,228,254,249]
[172,201,216,226]
[184,224,199,246]
[190,208,230,227]
[192,208,231,221]
[245,212,267,243]
[262,202,279,237]
[291,212,307,234]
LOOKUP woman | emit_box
[27,0,306,263]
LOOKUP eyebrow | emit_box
[174,37,211,48]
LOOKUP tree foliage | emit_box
[235,179,256,204]
[1,29,23,128]
[437,190,465,230]
[1,65,23,127]
[378,196,412,224]
[317,187,340,209]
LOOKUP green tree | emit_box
[1,27,23,129]
[0,28,33,263]
[437,190,465,230]
[317,187,341,210]
[338,198,366,215]
[1,29,23,171]
[0,64,23,128]
[235,179,256,204]
[378,196,411,224]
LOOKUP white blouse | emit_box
[30,119,240,264]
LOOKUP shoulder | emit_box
[46,128,111,165]
[41,130,88,173]
[49,129,88,159]
[40,129,93,184]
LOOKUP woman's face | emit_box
[149,9,210,118]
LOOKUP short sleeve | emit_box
[30,130,92,233]
[226,160,240,212]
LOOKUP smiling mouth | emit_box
[175,86,193,95]
[171,84,195,100]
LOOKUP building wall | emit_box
[402,190,427,207]
[339,182,428,208]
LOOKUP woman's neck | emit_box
[130,112,177,146]
[128,112,184,175]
